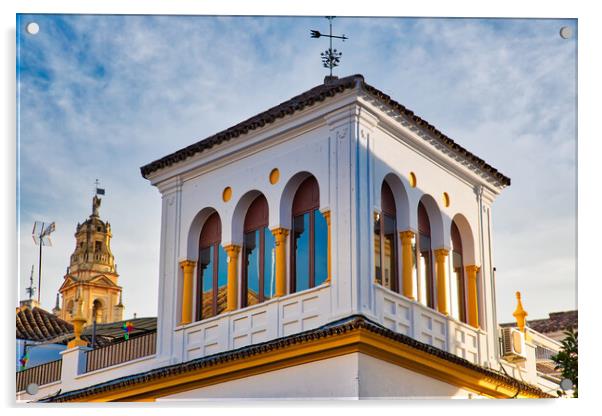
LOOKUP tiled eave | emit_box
[140,74,510,188]
[40,314,549,402]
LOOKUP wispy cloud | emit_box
[17,15,576,322]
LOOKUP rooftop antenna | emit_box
[310,16,349,78]
[25,265,36,300]
[32,221,56,304]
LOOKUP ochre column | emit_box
[465,265,480,328]
[272,228,289,297]
[399,231,415,300]
[179,260,196,326]
[323,211,332,283]
[434,249,449,315]
[224,245,241,312]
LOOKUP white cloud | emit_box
[18,15,576,323]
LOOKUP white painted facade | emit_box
[145,82,504,371]
[16,77,559,401]
[158,353,481,400]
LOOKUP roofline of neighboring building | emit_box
[139,74,511,187]
[500,309,578,334]
[40,314,549,402]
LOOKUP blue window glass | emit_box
[199,246,214,319]
[293,213,310,292]
[419,233,434,309]
[216,244,228,315]
[314,210,328,286]
[244,230,260,307]
[374,215,382,285]
[383,214,397,292]
[264,228,276,301]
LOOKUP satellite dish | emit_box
[25,383,39,395]
[560,378,574,391]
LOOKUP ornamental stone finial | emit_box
[513,291,528,332]
[67,287,88,348]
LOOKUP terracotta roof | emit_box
[200,286,260,320]
[81,317,157,340]
[16,306,73,342]
[501,310,578,334]
[536,361,560,378]
[140,74,510,187]
[16,306,155,348]
[40,314,549,402]
[528,310,577,334]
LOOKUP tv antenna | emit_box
[310,16,349,77]
[25,265,36,300]
[32,221,56,304]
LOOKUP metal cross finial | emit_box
[310,16,349,77]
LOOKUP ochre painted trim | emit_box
[64,327,546,402]
[399,230,415,300]
[223,245,241,312]
[271,228,289,297]
[179,260,196,326]
[434,248,449,315]
[465,265,480,328]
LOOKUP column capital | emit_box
[433,248,449,260]
[322,210,331,224]
[223,244,241,256]
[465,265,481,276]
[179,259,196,271]
[399,230,415,241]
[271,227,290,242]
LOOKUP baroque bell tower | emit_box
[57,194,124,324]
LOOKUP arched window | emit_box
[291,176,328,293]
[374,182,399,292]
[450,221,467,323]
[197,212,228,320]
[242,195,275,307]
[418,202,435,309]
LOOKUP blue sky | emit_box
[16,14,577,323]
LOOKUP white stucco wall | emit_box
[145,86,506,372]
[157,352,480,400]
[357,353,481,399]
[158,353,360,400]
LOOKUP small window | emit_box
[242,195,274,308]
[375,182,398,292]
[196,212,228,321]
[450,221,467,323]
[418,202,435,309]
[95,241,102,252]
[291,176,327,293]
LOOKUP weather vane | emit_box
[310,16,348,77]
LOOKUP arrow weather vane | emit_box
[310,16,348,77]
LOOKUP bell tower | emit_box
[57,194,124,324]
